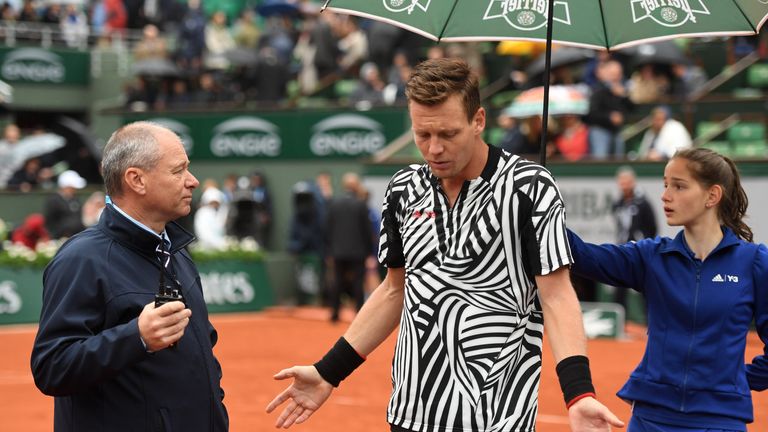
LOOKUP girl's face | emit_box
[661,157,717,227]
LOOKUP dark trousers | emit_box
[330,258,366,320]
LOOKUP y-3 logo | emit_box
[711,273,739,283]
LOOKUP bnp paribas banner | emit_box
[0,47,90,85]
[125,110,408,159]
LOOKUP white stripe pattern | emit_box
[379,149,573,432]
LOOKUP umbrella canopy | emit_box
[224,47,260,67]
[324,0,768,50]
[504,85,589,118]
[525,46,595,77]
[257,0,301,17]
[0,133,66,187]
[625,40,689,67]
[131,58,180,77]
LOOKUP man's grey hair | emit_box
[101,121,167,197]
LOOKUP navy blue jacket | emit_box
[31,204,228,431]
[568,228,768,428]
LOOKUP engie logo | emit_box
[631,0,710,28]
[0,281,22,314]
[484,0,571,31]
[1,48,65,83]
[383,0,431,14]
[147,118,194,155]
[310,114,386,156]
[211,116,281,157]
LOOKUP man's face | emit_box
[142,130,199,222]
[410,94,485,181]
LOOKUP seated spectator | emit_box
[233,9,260,48]
[60,4,89,48]
[204,10,236,71]
[194,187,228,250]
[499,116,555,158]
[43,170,86,239]
[637,105,692,160]
[350,62,385,107]
[7,157,54,192]
[336,15,367,77]
[629,63,669,104]
[554,115,589,161]
[175,0,206,71]
[133,24,169,61]
[670,62,708,99]
[11,213,50,250]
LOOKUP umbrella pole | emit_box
[539,0,556,167]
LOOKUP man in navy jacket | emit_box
[31,122,228,431]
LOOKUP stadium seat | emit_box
[490,90,520,109]
[696,121,726,141]
[699,140,733,156]
[747,63,768,88]
[732,140,768,158]
[485,127,506,146]
[333,79,358,100]
[727,122,766,142]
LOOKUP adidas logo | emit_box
[711,274,739,283]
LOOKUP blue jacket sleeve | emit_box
[31,250,149,396]
[746,243,768,391]
[567,229,647,291]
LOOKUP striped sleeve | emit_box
[519,164,573,275]
[377,169,409,268]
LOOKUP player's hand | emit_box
[137,301,191,352]
[568,396,624,431]
[266,365,333,428]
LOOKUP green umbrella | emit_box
[321,0,768,164]
[323,0,767,49]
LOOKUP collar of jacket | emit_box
[659,226,741,259]
[98,204,195,257]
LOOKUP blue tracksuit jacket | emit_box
[568,227,768,429]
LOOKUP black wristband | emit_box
[555,355,596,407]
[313,337,365,387]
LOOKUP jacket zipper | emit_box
[680,260,702,411]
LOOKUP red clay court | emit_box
[1,307,766,431]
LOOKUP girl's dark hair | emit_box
[673,147,752,242]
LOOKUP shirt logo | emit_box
[484,0,572,31]
[712,273,739,283]
[412,209,436,219]
[631,0,710,28]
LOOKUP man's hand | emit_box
[568,397,624,431]
[266,365,333,428]
[137,301,191,352]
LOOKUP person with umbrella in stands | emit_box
[267,58,623,432]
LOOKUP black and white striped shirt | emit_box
[379,145,573,432]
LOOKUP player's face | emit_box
[410,94,485,182]
[661,157,712,227]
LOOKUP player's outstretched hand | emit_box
[568,397,625,431]
[266,365,333,429]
